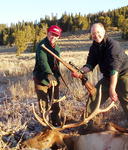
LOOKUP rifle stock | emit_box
[41,44,96,96]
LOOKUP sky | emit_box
[0,0,128,26]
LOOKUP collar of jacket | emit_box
[45,37,56,48]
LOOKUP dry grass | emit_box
[0,31,128,149]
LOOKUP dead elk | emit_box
[74,128,128,150]
[21,86,115,150]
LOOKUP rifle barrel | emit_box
[42,44,77,73]
[41,44,96,96]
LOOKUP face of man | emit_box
[47,31,60,46]
[91,24,105,43]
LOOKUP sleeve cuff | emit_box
[110,70,118,75]
[84,64,93,70]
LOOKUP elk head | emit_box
[21,86,115,150]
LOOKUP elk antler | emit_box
[32,95,66,130]
[33,85,116,131]
[57,85,116,130]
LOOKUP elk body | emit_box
[21,86,116,150]
[22,123,128,150]
[74,122,128,150]
[74,129,128,150]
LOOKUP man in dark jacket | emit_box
[72,23,128,119]
[33,25,62,126]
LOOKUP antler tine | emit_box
[32,103,55,129]
[40,101,56,129]
[53,96,66,103]
[80,86,115,122]
[32,103,47,127]
[56,85,115,131]
[39,95,66,128]
[45,87,66,111]
[60,114,67,128]
[98,101,115,113]
[32,95,67,130]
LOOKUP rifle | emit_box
[41,44,96,96]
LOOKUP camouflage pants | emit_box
[34,78,61,126]
[86,73,128,119]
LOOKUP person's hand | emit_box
[81,66,90,73]
[71,72,82,78]
[109,88,118,102]
[47,74,58,86]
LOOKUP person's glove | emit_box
[71,72,82,78]
[47,74,58,86]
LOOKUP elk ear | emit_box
[105,122,113,131]
[105,122,121,132]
